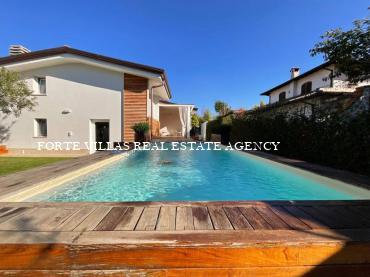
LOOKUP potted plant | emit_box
[131,122,150,143]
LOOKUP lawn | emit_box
[0,157,71,176]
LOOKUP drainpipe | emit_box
[323,67,334,87]
[149,82,164,140]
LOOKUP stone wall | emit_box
[248,86,370,118]
[344,86,370,117]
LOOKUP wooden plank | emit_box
[74,206,112,231]
[167,264,370,276]
[0,207,29,224]
[40,208,78,231]
[271,206,310,230]
[253,206,290,230]
[5,200,370,209]
[0,207,77,231]
[135,207,160,231]
[54,206,96,231]
[192,207,213,230]
[283,206,327,229]
[156,206,176,231]
[176,206,194,230]
[223,207,253,230]
[316,206,363,229]
[348,205,370,215]
[239,206,272,230]
[115,207,144,231]
[5,265,370,276]
[348,206,370,226]
[94,207,128,231]
[1,227,369,245]
[1,240,370,270]
[123,77,147,142]
[0,153,114,197]
[0,207,12,216]
[298,206,343,229]
[208,206,233,230]
[330,205,370,228]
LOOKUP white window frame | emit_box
[34,118,47,137]
[278,91,286,102]
[33,77,46,95]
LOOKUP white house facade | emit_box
[251,62,370,118]
[0,46,194,155]
[261,62,367,104]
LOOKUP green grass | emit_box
[0,157,71,176]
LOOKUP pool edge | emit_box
[0,152,131,202]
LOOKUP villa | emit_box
[0,45,194,155]
[257,62,369,116]
[1,48,370,276]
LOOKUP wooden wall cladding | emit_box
[149,118,160,137]
[124,74,149,92]
[123,74,149,142]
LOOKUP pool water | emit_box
[31,146,370,201]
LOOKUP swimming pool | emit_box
[30,145,370,201]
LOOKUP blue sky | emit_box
[1,1,368,115]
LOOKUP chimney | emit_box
[9,45,31,55]
[290,67,300,79]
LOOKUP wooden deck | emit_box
[1,200,370,275]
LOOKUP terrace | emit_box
[157,101,195,139]
[1,200,370,275]
[0,152,370,275]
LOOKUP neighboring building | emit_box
[256,62,369,117]
[0,46,194,155]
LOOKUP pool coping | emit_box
[245,151,370,190]
[0,151,131,202]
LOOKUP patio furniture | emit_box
[160,126,171,137]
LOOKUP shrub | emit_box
[229,111,370,176]
[206,118,222,140]
[191,114,200,128]
[206,114,233,143]
[131,122,149,134]
[131,122,149,143]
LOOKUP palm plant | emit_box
[131,122,149,142]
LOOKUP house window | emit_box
[34,119,47,137]
[301,81,312,95]
[36,77,46,95]
[278,91,286,102]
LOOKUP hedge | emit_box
[229,111,370,176]
[206,114,232,144]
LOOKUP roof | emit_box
[159,100,194,106]
[159,100,197,110]
[232,108,246,114]
[0,46,172,98]
[260,61,332,96]
[250,89,350,114]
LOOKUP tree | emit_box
[310,17,370,83]
[191,113,200,128]
[214,101,231,116]
[202,109,212,122]
[250,100,265,111]
[0,67,35,117]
